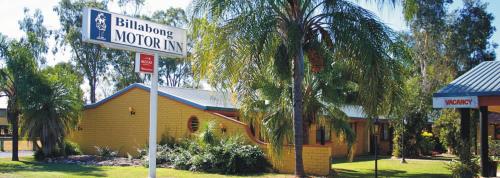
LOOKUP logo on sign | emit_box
[90,10,111,42]
[95,13,107,40]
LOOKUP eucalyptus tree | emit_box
[54,0,109,103]
[446,0,496,75]
[191,0,403,176]
[18,8,51,65]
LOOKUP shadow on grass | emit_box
[334,168,450,178]
[0,160,107,177]
[332,155,451,178]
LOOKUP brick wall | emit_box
[69,87,332,176]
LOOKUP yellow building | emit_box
[0,108,7,135]
[70,83,390,176]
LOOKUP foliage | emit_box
[446,159,479,178]
[433,109,461,154]
[445,0,497,74]
[33,149,45,161]
[53,0,110,103]
[0,34,21,161]
[0,7,54,160]
[489,136,500,160]
[19,62,83,157]
[63,140,82,156]
[420,131,436,156]
[191,1,404,175]
[141,121,270,174]
[94,146,118,158]
[18,8,51,64]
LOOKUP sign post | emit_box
[82,8,186,178]
[147,53,159,178]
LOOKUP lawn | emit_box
[332,156,452,178]
[0,157,291,178]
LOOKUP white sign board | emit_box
[432,96,479,108]
[82,8,187,58]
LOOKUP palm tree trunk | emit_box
[8,110,19,161]
[292,42,306,177]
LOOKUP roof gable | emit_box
[85,84,371,119]
[85,83,236,111]
[434,61,500,97]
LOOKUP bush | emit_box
[33,140,81,161]
[63,140,82,156]
[420,131,436,155]
[94,146,118,158]
[140,121,270,174]
[447,159,479,178]
[34,149,45,161]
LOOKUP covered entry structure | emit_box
[433,61,500,177]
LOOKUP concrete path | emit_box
[0,151,33,158]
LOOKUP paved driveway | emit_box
[0,151,33,158]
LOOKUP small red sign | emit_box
[139,53,154,73]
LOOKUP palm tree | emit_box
[239,59,357,158]
[0,36,26,161]
[0,68,20,161]
[19,63,83,156]
[191,0,403,176]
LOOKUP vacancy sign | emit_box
[433,96,479,108]
[135,53,154,73]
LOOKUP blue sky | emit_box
[0,0,498,106]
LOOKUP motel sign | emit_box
[82,8,186,57]
[82,8,187,178]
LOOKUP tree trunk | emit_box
[292,41,306,177]
[458,109,472,164]
[90,77,96,103]
[8,109,19,161]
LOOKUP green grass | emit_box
[0,157,291,178]
[332,156,452,178]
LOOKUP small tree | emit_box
[19,63,83,157]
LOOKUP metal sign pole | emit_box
[148,53,159,178]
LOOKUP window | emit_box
[495,124,500,140]
[316,126,331,145]
[0,109,6,117]
[188,116,199,132]
[381,124,389,141]
[350,122,357,133]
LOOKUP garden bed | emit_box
[43,155,156,167]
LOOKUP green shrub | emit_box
[94,146,118,158]
[420,131,436,155]
[34,149,45,161]
[63,140,82,156]
[141,121,270,174]
[447,159,479,178]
